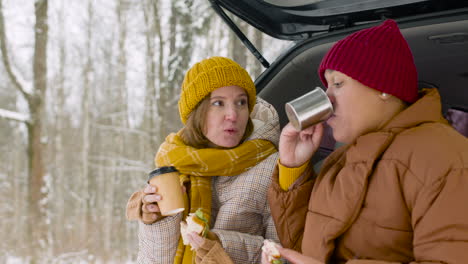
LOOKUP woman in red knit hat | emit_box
[264,19,468,263]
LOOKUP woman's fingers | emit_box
[260,250,270,264]
[279,122,324,167]
[144,184,157,194]
[187,232,204,250]
[139,185,162,224]
[143,194,162,204]
[141,202,161,223]
[279,123,303,166]
[144,203,161,213]
[142,211,159,223]
[278,247,323,264]
[142,192,161,213]
[311,123,324,149]
[143,184,162,206]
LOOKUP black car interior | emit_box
[257,15,468,162]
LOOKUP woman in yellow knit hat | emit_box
[126,56,280,263]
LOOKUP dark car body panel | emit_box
[211,0,468,40]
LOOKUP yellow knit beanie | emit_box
[178,56,256,124]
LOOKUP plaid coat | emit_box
[137,98,280,264]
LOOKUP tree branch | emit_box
[0,108,30,123]
[0,0,31,101]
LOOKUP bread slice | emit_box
[180,208,208,245]
[262,239,282,263]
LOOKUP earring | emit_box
[379,92,390,100]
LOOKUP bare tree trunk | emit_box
[159,1,179,138]
[168,3,177,59]
[117,0,128,128]
[0,0,49,260]
[12,134,23,253]
[114,1,129,260]
[29,2,49,259]
[81,0,93,250]
[95,33,115,260]
[142,0,159,152]
[161,0,194,136]
[50,0,66,255]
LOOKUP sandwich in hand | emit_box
[262,239,282,264]
[180,208,208,245]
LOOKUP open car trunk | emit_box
[210,0,468,161]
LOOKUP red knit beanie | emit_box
[319,19,418,103]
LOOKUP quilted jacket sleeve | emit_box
[268,163,316,252]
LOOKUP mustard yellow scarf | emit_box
[155,132,276,264]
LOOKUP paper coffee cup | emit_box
[147,166,185,216]
[285,87,333,131]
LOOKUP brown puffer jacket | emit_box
[268,88,468,264]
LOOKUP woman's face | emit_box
[203,85,250,148]
[324,70,389,143]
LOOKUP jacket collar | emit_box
[382,88,448,133]
[345,88,447,164]
[248,97,281,148]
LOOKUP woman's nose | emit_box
[325,87,337,106]
[225,105,238,121]
[326,86,334,100]
[325,86,332,96]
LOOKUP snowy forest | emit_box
[0,0,289,263]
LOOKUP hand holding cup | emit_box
[146,166,185,217]
[280,88,332,167]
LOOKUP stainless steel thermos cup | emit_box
[285,87,334,131]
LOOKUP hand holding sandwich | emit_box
[180,209,219,246]
[261,241,324,264]
[180,209,233,264]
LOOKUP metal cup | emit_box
[285,87,333,131]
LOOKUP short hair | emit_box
[180,95,254,149]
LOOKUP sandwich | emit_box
[262,239,282,264]
[180,208,208,245]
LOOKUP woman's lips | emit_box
[224,128,238,134]
[326,114,336,125]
